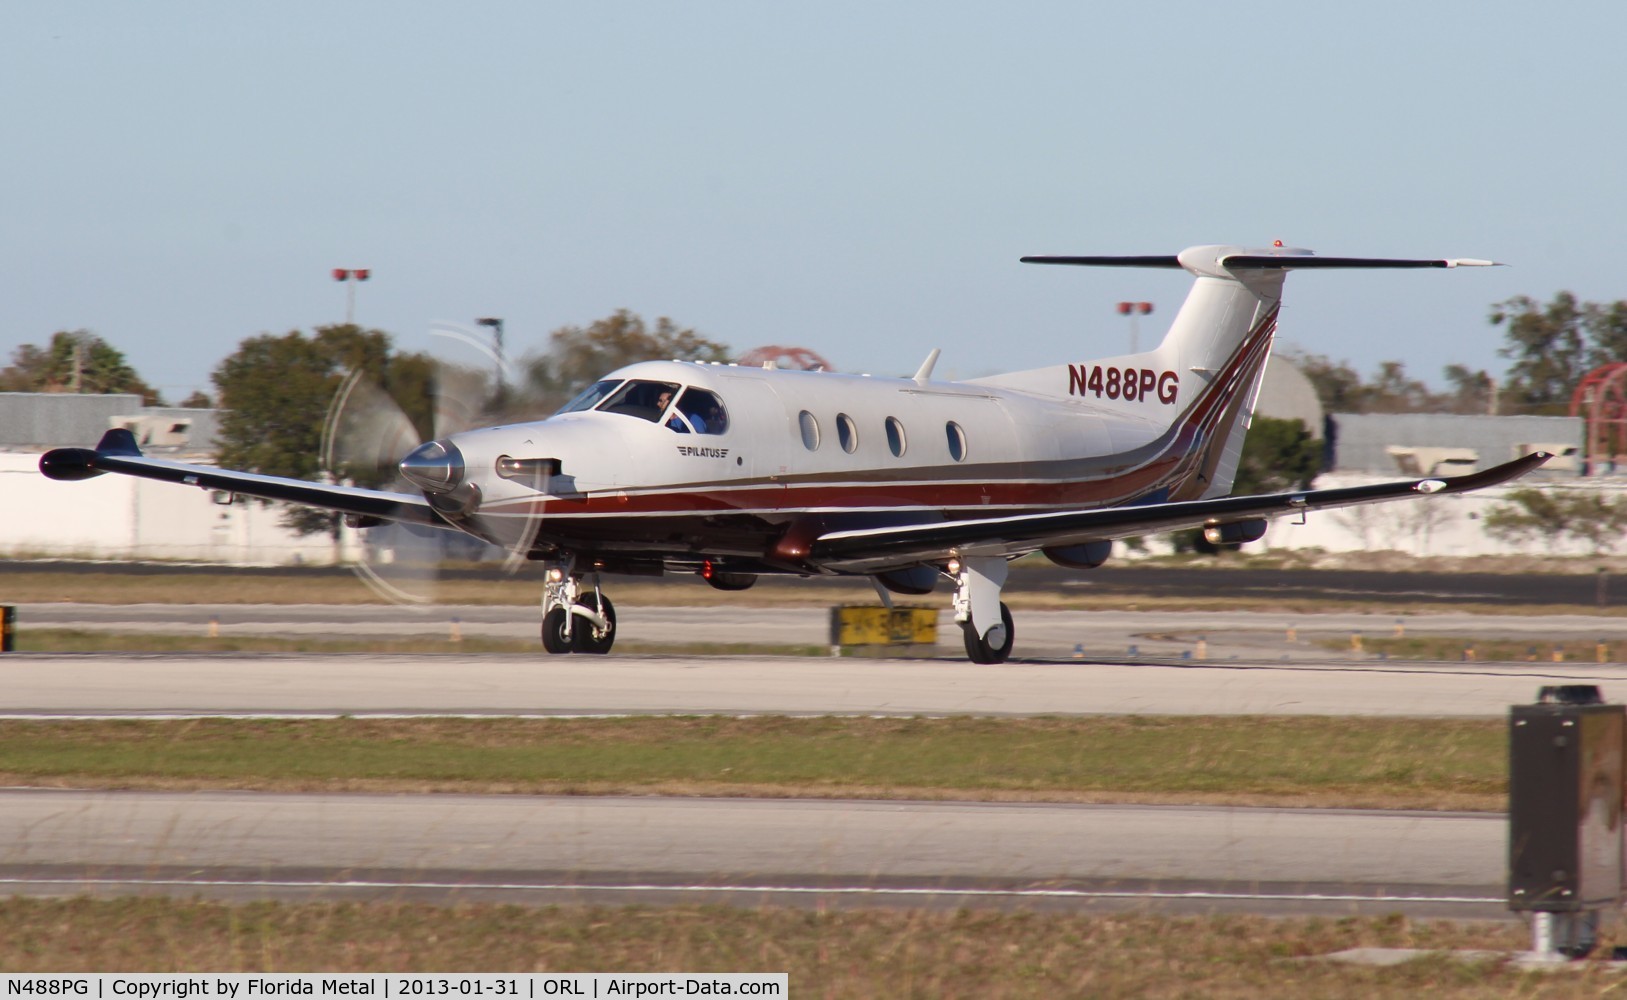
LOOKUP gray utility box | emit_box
[1509,700,1625,911]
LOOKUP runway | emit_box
[3,650,1620,718]
[10,604,1627,718]
[25,603,1627,662]
[3,603,1583,918]
[0,788,1507,918]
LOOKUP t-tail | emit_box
[974,244,1500,500]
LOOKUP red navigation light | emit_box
[1272,240,1284,248]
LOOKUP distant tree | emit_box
[1583,299,1627,370]
[1283,350,1367,412]
[1492,293,1588,413]
[1484,488,1585,554]
[522,310,731,411]
[212,324,434,538]
[1510,492,1627,556]
[1442,364,1497,415]
[1232,416,1321,495]
[177,390,213,409]
[0,330,163,404]
[1283,347,1504,416]
[1562,491,1627,556]
[1362,361,1435,414]
[1282,350,1465,415]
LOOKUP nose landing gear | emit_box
[951,555,1015,664]
[540,560,617,655]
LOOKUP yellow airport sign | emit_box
[829,605,938,647]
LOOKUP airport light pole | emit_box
[332,268,371,325]
[477,317,505,408]
[1117,301,1153,354]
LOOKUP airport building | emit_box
[0,393,348,564]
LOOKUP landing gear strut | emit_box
[540,560,617,655]
[951,555,1014,664]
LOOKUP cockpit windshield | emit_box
[554,379,623,416]
[596,379,682,422]
[576,379,731,434]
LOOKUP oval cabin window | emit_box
[799,410,820,451]
[836,413,858,453]
[946,421,967,462]
[885,416,906,457]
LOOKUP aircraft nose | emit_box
[399,439,465,494]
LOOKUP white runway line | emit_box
[0,876,1501,906]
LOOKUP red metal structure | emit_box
[1570,363,1627,475]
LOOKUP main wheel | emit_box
[541,606,573,654]
[961,601,1014,664]
[571,593,617,654]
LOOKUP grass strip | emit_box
[0,716,1507,810]
[0,897,1582,996]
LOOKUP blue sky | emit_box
[4,2,1622,402]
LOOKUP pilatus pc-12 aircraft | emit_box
[41,244,1546,662]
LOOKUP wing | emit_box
[40,429,444,528]
[808,453,1549,570]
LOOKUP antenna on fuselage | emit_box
[913,348,941,386]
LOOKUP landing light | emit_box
[546,567,565,583]
[946,558,962,576]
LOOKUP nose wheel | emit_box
[540,563,618,655]
[961,602,1014,664]
[951,555,1015,663]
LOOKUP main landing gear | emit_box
[540,561,617,655]
[951,555,1015,664]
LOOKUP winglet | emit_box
[95,428,144,456]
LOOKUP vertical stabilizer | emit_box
[975,245,1497,499]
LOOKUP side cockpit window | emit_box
[597,380,682,422]
[673,388,727,435]
[554,379,623,416]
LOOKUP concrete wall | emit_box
[0,394,147,449]
[1260,472,1620,558]
[1328,412,1583,476]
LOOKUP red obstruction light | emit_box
[1136,302,1153,315]
[332,268,349,281]
[354,269,370,281]
[1117,302,1133,315]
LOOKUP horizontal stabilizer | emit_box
[1021,249,1502,271]
[1218,255,1503,270]
[1020,255,1182,268]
